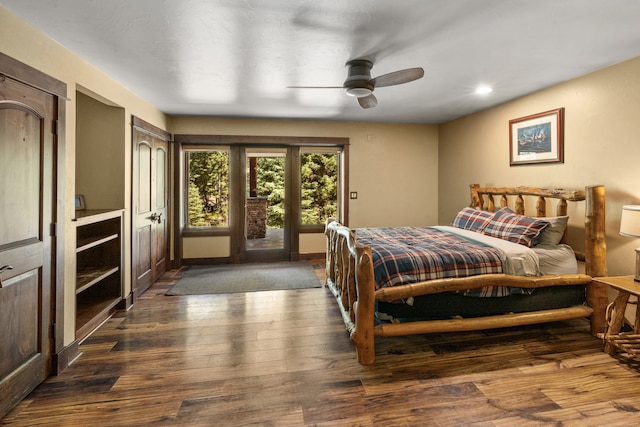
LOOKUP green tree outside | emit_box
[300,153,338,224]
[253,157,286,228]
[188,150,338,228]
[188,151,229,226]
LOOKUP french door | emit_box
[177,134,347,265]
[240,147,294,262]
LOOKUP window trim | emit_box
[299,147,343,232]
[172,135,349,263]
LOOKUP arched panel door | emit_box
[132,118,170,299]
[0,75,57,418]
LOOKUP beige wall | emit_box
[439,56,640,277]
[1,7,168,346]
[170,117,439,257]
[76,91,126,209]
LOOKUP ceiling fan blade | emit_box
[370,67,424,88]
[286,86,343,89]
[357,93,377,109]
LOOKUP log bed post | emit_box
[352,245,376,365]
[470,184,482,209]
[324,219,377,364]
[585,185,608,335]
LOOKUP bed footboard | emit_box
[325,219,376,364]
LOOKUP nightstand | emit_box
[593,276,640,357]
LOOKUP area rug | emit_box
[165,261,322,295]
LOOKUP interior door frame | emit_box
[131,116,171,303]
[0,52,66,373]
[0,53,67,372]
[239,145,293,263]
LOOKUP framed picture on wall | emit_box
[509,108,564,166]
[75,195,86,210]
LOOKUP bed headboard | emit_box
[469,184,608,333]
[469,184,585,217]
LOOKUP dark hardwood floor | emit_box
[3,263,640,426]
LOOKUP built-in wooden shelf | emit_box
[73,209,124,340]
[77,233,118,253]
[76,266,120,294]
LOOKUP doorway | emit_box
[0,53,66,418]
[242,147,290,262]
[175,134,348,265]
[132,117,170,299]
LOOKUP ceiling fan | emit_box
[288,59,424,109]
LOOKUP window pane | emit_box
[187,150,229,227]
[301,152,338,225]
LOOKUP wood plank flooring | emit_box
[3,263,640,426]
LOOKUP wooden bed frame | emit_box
[325,184,608,364]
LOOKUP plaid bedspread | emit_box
[356,227,504,292]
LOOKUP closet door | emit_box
[132,118,170,298]
[0,75,57,418]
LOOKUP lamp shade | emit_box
[620,205,640,237]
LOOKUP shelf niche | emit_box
[74,209,124,340]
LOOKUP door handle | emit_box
[0,265,14,288]
[150,212,163,224]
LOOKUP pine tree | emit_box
[301,153,337,224]
[187,181,207,226]
[256,157,285,228]
[188,151,229,226]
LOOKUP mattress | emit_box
[374,226,583,322]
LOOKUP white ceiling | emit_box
[3,0,640,124]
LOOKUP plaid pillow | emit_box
[482,207,549,247]
[452,207,494,232]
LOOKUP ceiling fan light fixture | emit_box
[345,87,372,97]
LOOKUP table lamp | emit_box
[620,205,640,281]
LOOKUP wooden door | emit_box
[132,118,170,298]
[0,75,57,417]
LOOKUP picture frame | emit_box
[75,195,86,211]
[509,107,564,166]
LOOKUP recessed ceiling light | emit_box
[475,85,493,95]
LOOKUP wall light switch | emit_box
[350,192,358,199]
